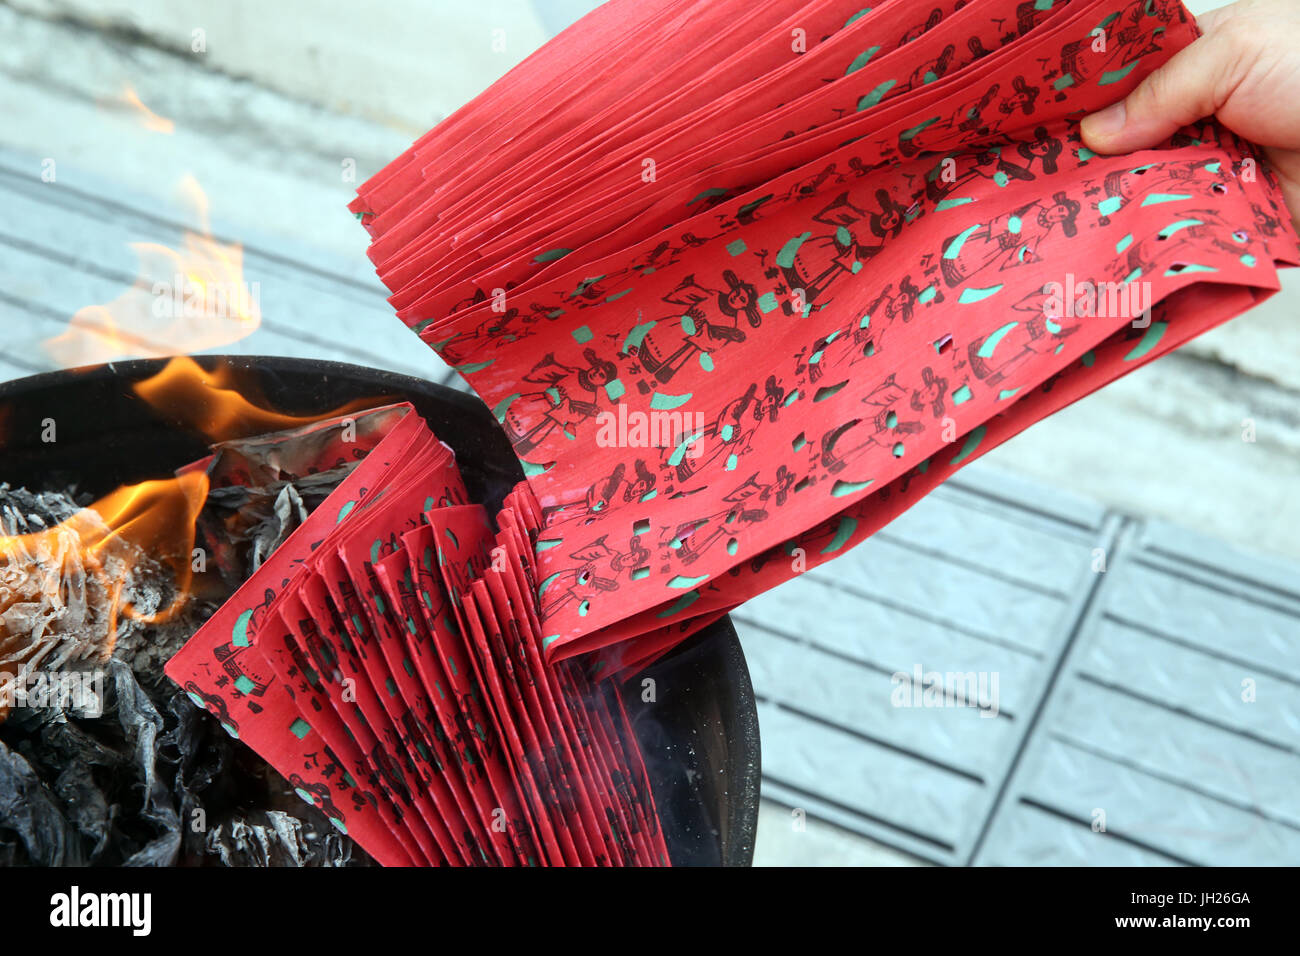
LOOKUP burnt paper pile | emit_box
[349,0,1299,671]
[166,405,668,865]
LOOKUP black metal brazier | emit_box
[0,356,759,866]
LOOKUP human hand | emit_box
[1080,0,1300,224]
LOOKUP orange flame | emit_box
[13,130,387,695]
[134,356,387,441]
[0,470,209,666]
[113,85,175,134]
[44,176,261,367]
[90,471,210,628]
[1,354,385,670]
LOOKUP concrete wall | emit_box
[7,0,564,134]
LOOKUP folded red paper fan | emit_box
[166,406,670,865]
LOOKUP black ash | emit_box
[0,482,367,866]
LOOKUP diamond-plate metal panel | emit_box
[806,534,1079,656]
[976,803,1179,867]
[738,465,1119,865]
[1052,680,1300,827]
[744,631,1018,774]
[1080,618,1300,743]
[1105,570,1299,679]
[974,519,1300,866]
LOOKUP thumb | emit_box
[1080,27,1239,154]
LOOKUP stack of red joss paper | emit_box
[348,0,1297,669]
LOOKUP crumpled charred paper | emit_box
[0,486,145,710]
[0,659,357,866]
[0,480,363,867]
[182,406,403,587]
[350,0,1300,669]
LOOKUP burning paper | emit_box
[44,179,261,368]
[0,482,338,867]
[349,0,1299,667]
[0,476,207,722]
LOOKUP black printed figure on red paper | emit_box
[999,75,1041,117]
[901,7,945,44]
[334,575,373,655]
[777,192,874,306]
[637,274,751,384]
[539,541,621,621]
[912,366,951,419]
[1018,125,1065,174]
[940,191,1081,290]
[670,376,783,485]
[819,373,922,474]
[968,308,1081,387]
[578,459,658,520]
[393,574,430,651]
[184,682,239,734]
[298,611,340,681]
[669,476,770,566]
[502,350,617,458]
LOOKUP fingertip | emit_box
[1079,101,1128,154]
[1078,119,1118,155]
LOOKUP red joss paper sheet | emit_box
[394,522,538,863]
[352,0,1300,666]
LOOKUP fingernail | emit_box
[1082,101,1126,139]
